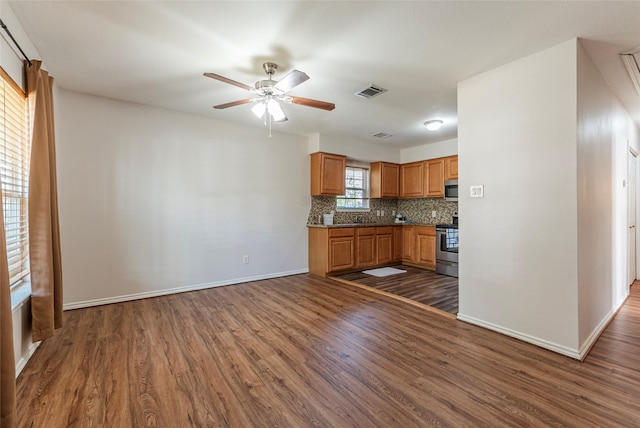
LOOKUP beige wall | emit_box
[576,40,639,347]
[57,90,311,307]
[400,138,457,163]
[458,38,640,358]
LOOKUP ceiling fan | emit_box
[204,62,335,126]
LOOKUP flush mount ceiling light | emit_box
[424,119,444,131]
[204,62,335,137]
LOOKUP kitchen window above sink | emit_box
[337,166,370,212]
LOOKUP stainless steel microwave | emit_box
[444,179,458,201]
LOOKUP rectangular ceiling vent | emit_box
[355,84,388,99]
[621,48,640,96]
[372,132,392,139]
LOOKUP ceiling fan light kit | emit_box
[204,62,335,137]
[424,119,444,131]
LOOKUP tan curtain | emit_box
[1,184,17,427]
[26,60,63,342]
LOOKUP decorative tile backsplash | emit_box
[397,198,458,224]
[307,196,458,225]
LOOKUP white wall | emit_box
[458,38,640,358]
[310,133,457,165]
[400,138,458,163]
[313,133,400,163]
[457,39,581,355]
[576,41,624,348]
[56,90,310,307]
[0,0,40,87]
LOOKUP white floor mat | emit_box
[362,267,407,277]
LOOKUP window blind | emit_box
[337,166,370,209]
[0,68,30,287]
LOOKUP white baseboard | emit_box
[459,292,626,361]
[576,306,620,360]
[63,269,309,310]
[15,341,40,376]
[456,313,581,359]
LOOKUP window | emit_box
[0,67,30,289]
[336,166,370,211]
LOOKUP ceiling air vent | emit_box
[372,132,392,139]
[621,48,640,96]
[355,84,388,99]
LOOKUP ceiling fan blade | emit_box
[204,72,253,91]
[213,99,255,109]
[274,70,309,93]
[290,96,335,111]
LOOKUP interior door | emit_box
[628,151,637,286]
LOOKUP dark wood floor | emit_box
[335,264,459,314]
[16,275,640,427]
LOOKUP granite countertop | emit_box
[307,222,438,228]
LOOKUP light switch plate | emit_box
[470,185,484,198]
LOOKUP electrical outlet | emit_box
[376,210,381,216]
[432,211,437,218]
[242,255,249,264]
[392,210,396,217]
[381,210,385,216]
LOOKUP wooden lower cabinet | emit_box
[309,224,436,276]
[376,227,394,265]
[356,227,377,268]
[415,226,436,269]
[401,225,436,270]
[329,236,355,271]
[393,226,403,262]
[309,227,355,276]
[402,226,415,262]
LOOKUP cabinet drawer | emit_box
[329,228,355,238]
[376,226,393,234]
[357,227,376,236]
[416,226,436,236]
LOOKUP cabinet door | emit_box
[311,152,346,196]
[424,158,445,197]
[415,226,436,269]
[328,237,354,272]
[393,226,403,262]
[416,234,436,268]
[356,228,376,268]
[444,155,458,180]
[371,162,399,198]
[402,226,415,262]
[376,233,393,265]
[400,162,424,198]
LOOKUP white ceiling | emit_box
[7,1,640,148]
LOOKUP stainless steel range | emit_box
[436,212,458,277]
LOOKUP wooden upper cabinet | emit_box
[444,155,458,180]
[424,158,445,198]
[310,152,346,196]
[370,162,399,198]
[399,161,424,198]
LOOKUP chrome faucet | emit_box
[354,215,364,223]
